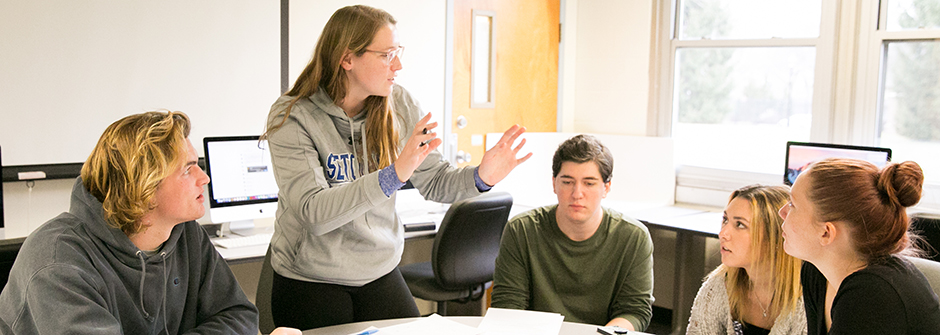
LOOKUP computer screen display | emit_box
[784,141,892,186]
[203,136,278,228]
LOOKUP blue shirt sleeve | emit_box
[474,166,492,192]
[378,164,406,197]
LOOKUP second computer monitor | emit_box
[784,141,891,186]
[203,136,279,234]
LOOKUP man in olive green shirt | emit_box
[491,134,654,331]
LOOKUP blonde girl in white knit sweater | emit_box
[687,185,806,335]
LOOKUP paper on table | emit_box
[377,314,481,335]
[347,326,378,335]
[477,307,565,335]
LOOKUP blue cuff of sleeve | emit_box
[379,164,406,197]
[474,167,492,192]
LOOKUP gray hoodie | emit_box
[266,85,481,286]
[0,178,258,334]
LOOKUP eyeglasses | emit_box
[363,46,404,64]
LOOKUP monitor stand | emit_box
[227,220,274,236]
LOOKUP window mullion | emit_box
[808,0,840,144]
[849,0,885,146]
[877,29,940,40]
[673,38,818,48]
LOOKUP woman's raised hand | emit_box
[395,113,441,182]
[477,124,532,186]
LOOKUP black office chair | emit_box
[0,237,26,293]
[256,245,276,334]
[399,192,513,316]
[911,213,940,263]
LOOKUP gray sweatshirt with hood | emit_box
[266,85,482,286]
[0,178,258,334]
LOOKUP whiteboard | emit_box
[0,0,446,169]
[0,0,281,166]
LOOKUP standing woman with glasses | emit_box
[778,158,940,334]
[263,5,531,330]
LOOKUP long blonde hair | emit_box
[708,185,802,321]
[265,5,399,171]
[81,111,191,235]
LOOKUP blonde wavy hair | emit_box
[81,111,191,235]
[708,184,802,322]
[265,5,399,171]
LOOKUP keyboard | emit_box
[213,233,273,249]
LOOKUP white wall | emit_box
[288,1,446,124]
[0,0,281,166]
[2,179,73,237]
[570,0,652,136]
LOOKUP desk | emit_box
[211,189,450,263]
[301,316,654,335]
[213,189,535,265]
[624,208,721,335]
[214,189,535,264]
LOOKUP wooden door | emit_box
[452,0,559,166]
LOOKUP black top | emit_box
[802,257,940,334]
[733,321,770,335]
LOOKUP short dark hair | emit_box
[552,134,613,183]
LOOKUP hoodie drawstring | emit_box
[135,251,150,320]
[160,252,169,335]
[360,121,369,173]
[135,250,171,335]
[349,120,359,179]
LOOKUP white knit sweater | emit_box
[686,273,807,335]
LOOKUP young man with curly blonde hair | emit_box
[0,111,298,335]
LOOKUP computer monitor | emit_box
[203,136,279,235]
[784,141,892,186]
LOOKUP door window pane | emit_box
[673,47,816,173]
[886,0,940,31]
[879,40,940,182]
[678,0,821,40]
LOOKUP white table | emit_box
[301,316,653,335]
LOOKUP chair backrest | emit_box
[0,237,26,293]
[431,192,513,290]
[256,245,276,334]
[907,256,940,296]
[911,213,940,263]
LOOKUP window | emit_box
[658,0,833,174]
[655,1,940,208]
[872,1,940,184]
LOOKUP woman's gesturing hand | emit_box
[395,113,441,182]
[477,124,532,186]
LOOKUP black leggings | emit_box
[270,268,420,330]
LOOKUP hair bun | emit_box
[878,161,924,208]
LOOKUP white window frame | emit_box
[855,0,940,212]
[651,0,940,211]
